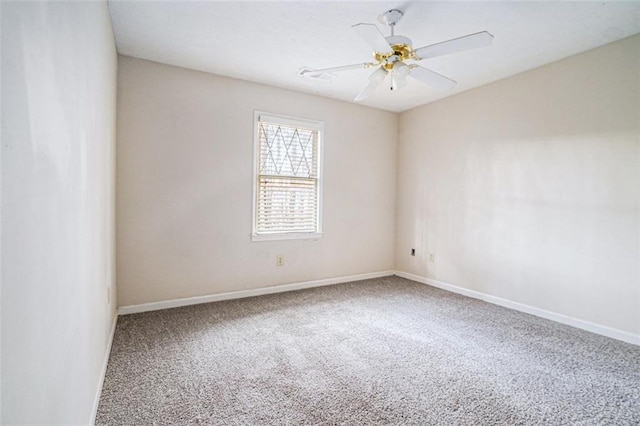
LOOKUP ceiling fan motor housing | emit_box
[374,35,414,69]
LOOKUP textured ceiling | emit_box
[108,1,640,112]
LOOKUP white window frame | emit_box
[251,111,324,242]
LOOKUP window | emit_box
[252,112,323,241]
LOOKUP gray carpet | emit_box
[96,276,640,425]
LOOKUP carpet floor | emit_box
[96,276,640,425]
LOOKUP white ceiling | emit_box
[108,1,640,113]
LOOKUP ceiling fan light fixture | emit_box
[391,61,409,91]
[354,66,388,102]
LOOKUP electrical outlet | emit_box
[277,255,284,267]
[411,248,416,256]
[428,253,435,263]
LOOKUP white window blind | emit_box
[252,112,323,240]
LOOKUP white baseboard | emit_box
[90,310,118,425]
[395,270,639,346]
[118,270,639,345]
[118,270,395,315]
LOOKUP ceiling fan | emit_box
[300,9,494,102]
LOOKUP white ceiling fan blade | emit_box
[409,66,457,91]
[354,80,379,102]
[354,67,387,102]
[352,23,393,54]
[300,62,374,76]
[414,31,494,60]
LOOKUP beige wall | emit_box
[116,56,397,306]
[1,4,636,423]
[396,35,640,335]
[1,1,117,423]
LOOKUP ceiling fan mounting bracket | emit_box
[379,9,404,28]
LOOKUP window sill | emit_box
[251,232,323,242]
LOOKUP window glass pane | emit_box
[257,177,317,233]
[259,122,317,178]
[254,115,322,236]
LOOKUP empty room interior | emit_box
[2,0,640,424]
